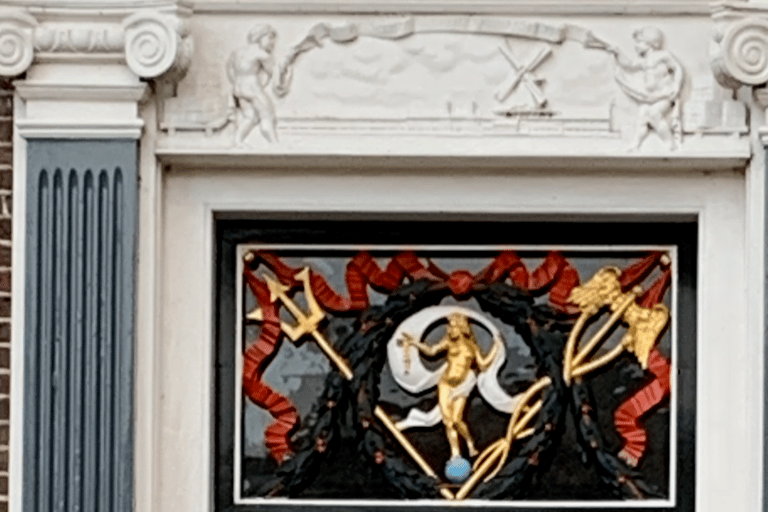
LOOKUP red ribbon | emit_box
[256,249,581,313]
[614,348,671,466]
[619,251,664,292]
[475,251,581,313]
[613,263,673,467]
[242,271,299,463]
[256,251,437,312]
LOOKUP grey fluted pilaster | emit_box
[24,140,136,512]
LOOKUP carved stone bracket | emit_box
[0,6,192,89]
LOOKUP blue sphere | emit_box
[444,457,471,483]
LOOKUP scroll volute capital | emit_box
[712,14,768,88]
[0,9,37,78]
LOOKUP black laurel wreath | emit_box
[259,279,657,500]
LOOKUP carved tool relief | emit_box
[494,41,551,115]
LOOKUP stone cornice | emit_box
[0,3,192,84]
[713,0,768,21]
[191,0,711,15]
[3,0,193,19]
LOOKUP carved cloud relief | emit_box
[285,35,615,119]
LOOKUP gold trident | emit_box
[260,266,455,500]
[264,267,353,380]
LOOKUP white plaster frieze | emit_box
[162,14,745,157]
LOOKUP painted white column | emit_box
[711,4,768,511]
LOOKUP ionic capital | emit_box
[123,10,192,83]
[0,9,37,77]
[712,1,768,88]
[0,4,192,88]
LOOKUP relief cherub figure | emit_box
[403,312,502,460]
[609,27,684,151]
[227,24,287,146]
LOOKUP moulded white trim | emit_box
[33,54,126,66]
[9,92,26,512]
[713,0,768,19]
[156,149,750,173]
[135,100,162,512]
[154,163,754,511]
[16,119,144,139]
[14,83,148,103]
[2,0,193,20]
[758,127,768,147]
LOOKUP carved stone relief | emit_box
[609,27,684,150]
[33,25,124,54]
[494,41,551,113]
[159,15,750,154]
[123,11,192,84]
[166,17,624,147]
[227,24,288,145]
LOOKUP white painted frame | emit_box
[145,160,760,512]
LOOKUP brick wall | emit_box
[0,78,12,511]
